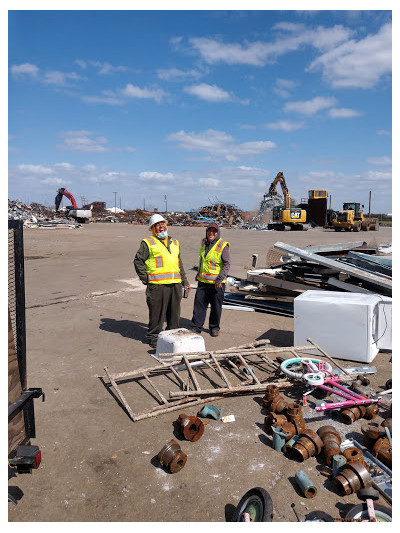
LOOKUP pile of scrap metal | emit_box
[224,240,392,315]
[8,199,81,228]
[195,200,244,226]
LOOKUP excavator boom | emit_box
[268,172,291,208]
[55,188,78,210]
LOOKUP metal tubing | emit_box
[294,470,318,499]
[332,455,347,477]
[272,426,289,452]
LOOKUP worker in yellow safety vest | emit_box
[191,222,231,337]
[134,214,191,348]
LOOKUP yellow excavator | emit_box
[267,172,308,231]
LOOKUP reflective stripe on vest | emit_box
[197,237,229,284]
[143,237,182,284]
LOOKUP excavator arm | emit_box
[55,188,78,211]
[268,172,291,208]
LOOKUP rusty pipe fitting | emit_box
[381,418,392,435]
[334,461,372,496]
[286,402,306,435]
[176,414,205,442]
[364,404,379,420]
[317,425,342,466]
[343,447,367,468]
[280,421,296,441]
[157,439,187,473]
[339,405,367,425]
[361,422,386,449]
[373,438,392,468]
[263,394,288,414]
[291,429,323,462]
[264,412,287,435]
[262,384,279,403]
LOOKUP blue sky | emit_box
[8,7,393,213]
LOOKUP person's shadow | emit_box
[99,316,195,345]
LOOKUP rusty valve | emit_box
[291,429,323,462]
[364,404,379,420]
[176,414,205,442]
[317,425,341,466]
[286,402,306,435]
[262,385,288,414]
[264,412,287,435]
[157,439,187,473]
[372,438,392,468]
[361,422,386,449]
[339,405,366,425]
[343,447,367,469]
[334,461,372,496]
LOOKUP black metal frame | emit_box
[8,219,44,454]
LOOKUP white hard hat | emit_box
[148,213,166,228]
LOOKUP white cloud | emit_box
[120,84,166,103]
[264,120,305,131]
[39,177,70,185]
[82,94,124,105]
[57,130,111,153]
[184,83,232,102]
[198,178,220,187]
[273,78,299,98]
[366,170,391,181]
[157,67,204,81]
[43,70,84,86]
[88,61,128,75]
[284,96,337,115]
[16,164,53,175]
[166,129,276,161]
[54,163,75,169]
[139,172,175,182]
[377,130,391,136]
[10,63,39,77]
[367,156,392,166]
[307,22,392,88]
[328,107,363,118]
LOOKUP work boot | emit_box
[191,326,202,334]
[210,329,219,337]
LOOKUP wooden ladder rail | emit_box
[104,366,136,421]
[142,371,168,404]
[209,353,233,390]
[235,354,261,384]
[183,355,201,391]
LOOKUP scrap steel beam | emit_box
[274,242,392,291]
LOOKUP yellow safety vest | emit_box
[197,237,229,284]
[143,236,182,284]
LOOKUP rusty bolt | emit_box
[317,425,342,466]
[264,412,287,435]
[343,447,367,468]
[334,461,372,496]
[157,439,187,473]
[339,405,367,425]
[373,438,392,469]
[176,414,205,442]
[291,429,323,462]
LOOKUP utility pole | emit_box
[164,194,168,213]
[113,191,117,213]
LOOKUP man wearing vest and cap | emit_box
[191,222,231,337]
[134,214,191,349]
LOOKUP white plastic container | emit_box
[156,328,205,360]
[294,291,380,363]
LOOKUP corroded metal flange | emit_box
[176,414,205,442]
[157,439,187,473]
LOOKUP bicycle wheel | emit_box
[280,357,332,380]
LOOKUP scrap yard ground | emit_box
[9,223,392,522]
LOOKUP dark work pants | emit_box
[191,281,225,332]
[146,283,182,346]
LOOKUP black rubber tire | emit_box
[345,503,392,522]
[233,487,273,522]
[305,510,334,522]
[357,487,380,502]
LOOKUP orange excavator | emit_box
[55,188,92,223]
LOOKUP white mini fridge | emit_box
[294,291,380,363]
